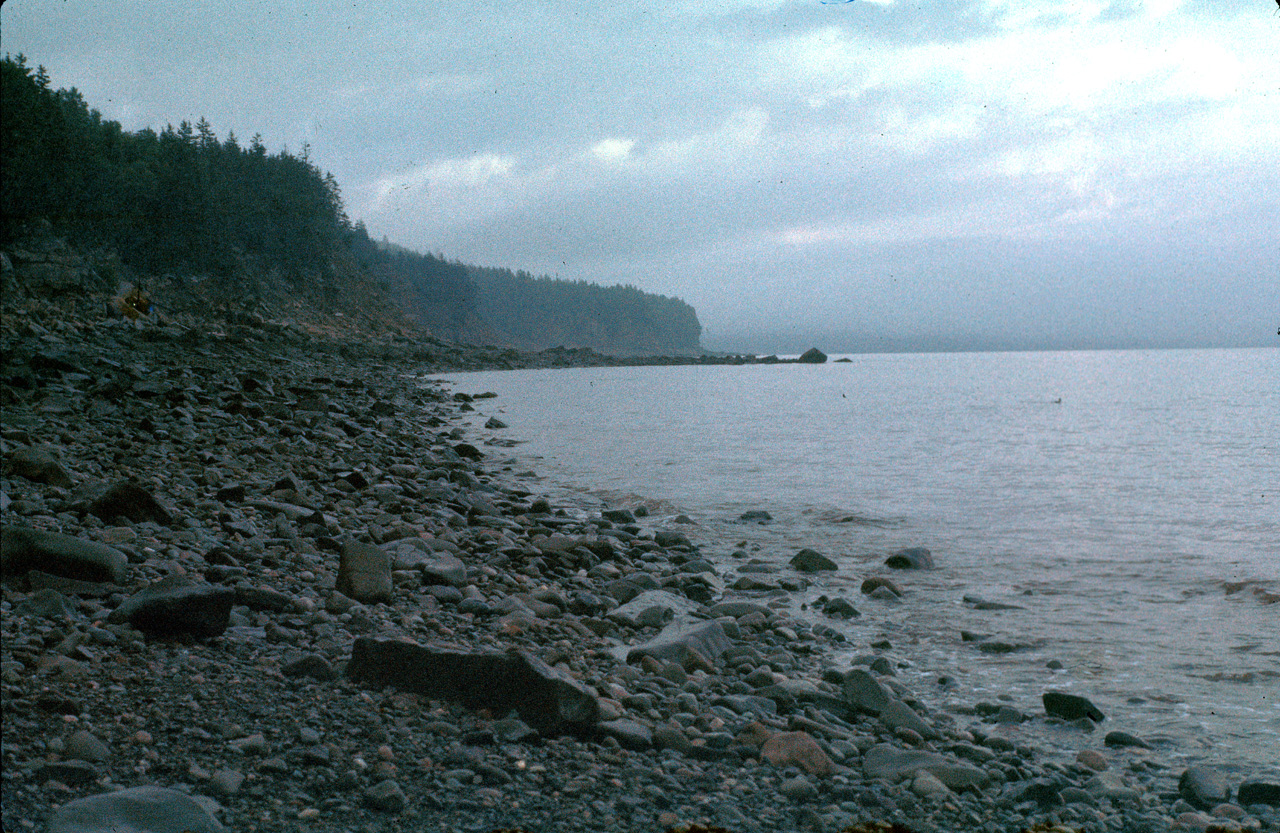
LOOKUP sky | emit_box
[3,0,1278,353]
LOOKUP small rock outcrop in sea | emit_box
[885,546,935,569]
[798,347,828,363]
[1043,690,1106,722]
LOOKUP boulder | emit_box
[597,719,653,750]
[880,699,937,739]
[1043,690,1105,722]
[336,540,393,604]
[346,638,599,736]
[885,547,934,570]
[385,539,467,587]
[1179,765,1233,810]
[843,668,891,715]
[761,731,834,776]
[48,785,225,833]
[1239,781,1280,807]
[4,447,74,487]
[109,575,235,639]
[85,481,173,526]
[790,548,837,572]
[609,590,705,627]
[1,526,128,585]
[860,576,904,596]
[862,744,988,790]
[626,619,732,668]
[798,347,827,364]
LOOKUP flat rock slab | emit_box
[1,525,128,585]
[109,575,234,639]
[48,785,225,833]
[346,637,599,736]
[626,619,732,668]
[862,744,988,790]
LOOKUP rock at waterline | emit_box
[1043,690,1105,722]
[798,347,828,364]
[739,509,773,523]
[1,525,129,585]
[843,668,892,715]
[861,744,989,790]
[1179,765,1233,810]
[1104,730,1151,749]
[48,785,225,833]
[790,548,838,572]
[885,547,934,569]
[861,576,904,597]
[108,575,235,639]
[346,637,599,736]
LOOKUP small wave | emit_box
[817,510,906,528]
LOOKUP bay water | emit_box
[437,348,1279,778]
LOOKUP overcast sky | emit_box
[4,0,1277,352]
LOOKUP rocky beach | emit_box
[3,295,1278,833]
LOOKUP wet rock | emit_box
[843,668,891,715]
[779,774,820,800]
[880,699,937,739]
[1238,781,1280,806]
[912,770,953,800]
[821,596,860,618]
[38,760,99,786]
[336,540,393,604]
[885,547,934,570]
[758,730,834,776]
[346,637,599,735]
[860,576,904,597]
[1104,730,1151,749]
[281,652,338,681]
[790,548,837,572]
[1,525,128,584]
[386,539,467,587]
[1043,690,1105,722]
[862,744,988,790]
[4,446,75,487]
[1179,765,1233,810]
[598,719,653,750]
[85,480,173,525]
[739,509,772,523]
[109,575,235,639]
[48,785,225,833]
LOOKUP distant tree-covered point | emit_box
[469,266,703,356]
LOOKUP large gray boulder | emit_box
[109,575,234,639]
[843,668,892,715]
[862,744,988,790]
[798,347,827,364]
[346,638,599,736]
[1043,690,1105,722]
[336,540,393,604]
[49,785,225,833]
[1,526,129,585]
[626,619,733,668]
[1179,765,1233,810]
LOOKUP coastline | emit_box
[2,314,1277,832]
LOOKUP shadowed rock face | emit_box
[346,637,600,736]
[1043,690,1105,722]
[108,575,235,639]
[1,525,129,585]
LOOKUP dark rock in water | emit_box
[963,594,1025,611]
[1179,765,1232,810]
[86,481,173,525]
[739,510,773,523]
[109,575,235,638]
[1043,690,1105,722]
[655,529,692,548]
[1,525,129,585]
[885,547,934,569]
[627,619,732,668]
[861,576,904,597]
[798,347,827,364]
[821,597,860,618]
[601,508,636,524]
[452,442,483,461]
[347,637,599,736]
[4,446,75,487]
[1104,730,1151,749]
[790,548,837,572]
[336,540,393,604]
[49,785,226,833]
[484,416,507,429]
[1238,781,1280,806]
[1014,779,1065,808]
[843,668,891,715]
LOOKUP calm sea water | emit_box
[438,348,1279,777]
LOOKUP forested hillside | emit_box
[0,55,700,354]
[470,266,702,356]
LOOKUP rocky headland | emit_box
[2,293,1278,833]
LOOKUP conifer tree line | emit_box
[1,55,702,353]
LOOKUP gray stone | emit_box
[364,779,408,813]
[885,547,934,569]
[386,539,467,587]
[779,775,820,800]
[347,637,599,735]
[709,600,771,618]
[597,719,653,750]
[16,588,78,619]
[336,540,393,604]
[1104,730,1151,749]
[862,744,988,790]
[49,785,225,833]
[797,347,827,364]
[790,548,837,572]
[626,619,732,667]
[109,575,234,639]
[85,481,173,526]
[609,590,704,627]
[880,699,937,739]
[1239,781,1280,806]
[5,446,74,487]
[1179,765,1232,810]
[1043,690,1105,722]
[281,652,337,681]
[1,525,128,585]
[64,729,110,763]
[843,668,891,715]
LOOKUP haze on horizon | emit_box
[3,0,1277,354]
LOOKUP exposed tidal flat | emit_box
[1,310,1277,833]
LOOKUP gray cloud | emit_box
[4,0,1276,351]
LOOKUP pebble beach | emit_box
[2,304,1278,833]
